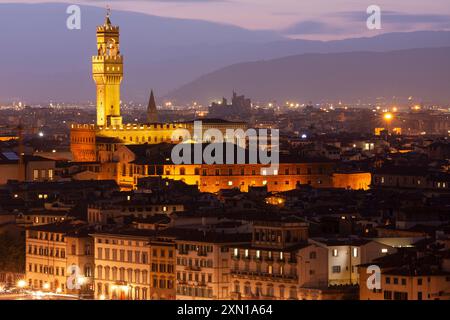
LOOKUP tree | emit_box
[0,231,25,273]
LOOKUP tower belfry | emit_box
[92,8,123,127]
[147,89,158,123]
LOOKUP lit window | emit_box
[244,249,249,258]
[332,249,338,257]
[381,248,388,253]
[353,248,358,258]
[381,177,385,183]
[48,169,53,181]
[256,250,260,259]
[262,169,267,176]
[233,248,239,257]
[273,169,278,175]
[228,181,233,186]
[280,252,284,260]
[262,180,267,185]
[33,169,39,181]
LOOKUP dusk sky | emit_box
[2,0,450,40]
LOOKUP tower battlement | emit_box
[98,123,188,131]
[96,25,119,33]
[92,55,123,63]
[71,124,96,130]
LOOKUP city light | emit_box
[77,277,86,286]
[383,113,393,121]
[17,280,27,288]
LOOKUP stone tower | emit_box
[147,90,158,123]
[92,10,123,127]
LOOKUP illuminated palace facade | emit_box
[70,15,371,192]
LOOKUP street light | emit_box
[383,112,394,135]
[17,280,27,289]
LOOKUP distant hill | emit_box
[1,3,450,103]
[165,47,450,105]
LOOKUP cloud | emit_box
[283,20,345,35]
[338,10,450,28]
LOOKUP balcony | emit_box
[185,266,201,272]
[230,270,297,282]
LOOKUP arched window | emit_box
[142,288,148,300]
[142,270,148,284]
[112,267,117,281]
[104,266,110,280]
[255,283,262,297]
[279,285,285,299]
[266,284,274,297]
[135,269,141,284]
[84,264,93,277]
[127,268,133,282]
[234,281,240,293]
[289,286,297,300]
[180,167,186,175]
[97,266,103,280]
[244,282,251,296]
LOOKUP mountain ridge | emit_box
[165,46,450,105]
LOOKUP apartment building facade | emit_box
[91,229,176,300]
[25,221,94,297]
